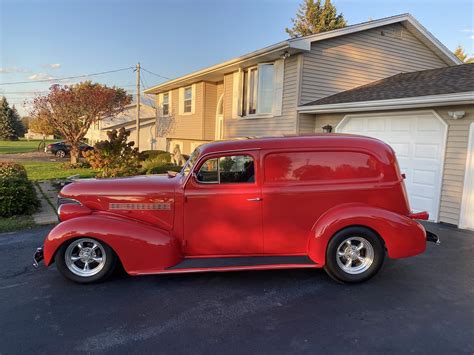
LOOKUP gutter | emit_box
[297,92,474,114]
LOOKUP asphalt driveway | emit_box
[0,223,473,354]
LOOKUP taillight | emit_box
[47,144,52,149]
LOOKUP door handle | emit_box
[247,197,263,202]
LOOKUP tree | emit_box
[286,0,346,38]
[11,106,26,138]
[30,81,132,164]
[0,97,18,140]
[454,45,474,63]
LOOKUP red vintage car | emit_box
[34,135,439,284]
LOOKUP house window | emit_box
[197,155,255,184]
[184,86,192,113]
[162,92,170,116]
[242,64,274,116]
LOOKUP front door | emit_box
[184,152,263,256]
[215,94,224,140]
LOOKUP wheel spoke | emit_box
[337,250,345,257]
[345,240,351,248]
[70,256,81,262]
[92,256,103,263]
[83,262,89,271]
[91,243,98,250]
[76,242,83,250]
[358,256,365,263]
[356,243,364,251]
[345,258,352,268]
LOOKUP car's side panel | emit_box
[307,203,426,265]
[43,213,182,274]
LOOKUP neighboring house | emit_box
[85,103,158,151]
[25,129,54,140]
[144,13,474,229]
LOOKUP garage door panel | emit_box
[337,112,446,221]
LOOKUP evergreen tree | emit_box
[286,0,346,38]
[10,105,26,138]
[0,97,17,140]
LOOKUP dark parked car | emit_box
[46,141,93,158]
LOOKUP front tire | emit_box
[324,227,385,283]
[55,238,117,284]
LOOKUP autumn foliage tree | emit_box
[30,81,132,164]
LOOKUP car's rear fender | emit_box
[307,203,426,266]
[43,213,182,274]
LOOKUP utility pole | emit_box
[135,62,141,150]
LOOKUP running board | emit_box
[167,255,316,270]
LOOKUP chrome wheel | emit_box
[336,236,374,275]
[65,238,107,277]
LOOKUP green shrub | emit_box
[141,150,169,160]
[147,164,183,175]
[0,161,39,217]
[0,161,27,179]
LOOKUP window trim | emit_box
[194,153,257,185]
[183,85,193,115]
[240,63,275,119]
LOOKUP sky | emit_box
[1,0,473,115]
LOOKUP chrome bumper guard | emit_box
[426,231,440,245]
[33,247,44,269]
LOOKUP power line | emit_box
[141,67,170,80]
[0,67,134,86]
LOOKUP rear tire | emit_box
[55,238,117,284]
[324,226,385,283]
[55,150,66,158]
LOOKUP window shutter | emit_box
[178,87,184,115]
[272,59,284,117]
[157,93,163,116]
[232,70,242,118]
[191,84,196,114]
[169,91,173,115]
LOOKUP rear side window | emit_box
[264,151,380,183]
[197,155,255,184]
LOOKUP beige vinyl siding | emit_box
[437,105,474,225]
[311,105,474,226]
[300,23,448,104]
[298,113,316,134]
[203,82,217,140]
[166,82,204,140]
[224,54,301,138]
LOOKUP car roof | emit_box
[198,134,392,157]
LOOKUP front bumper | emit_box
[426,231,440,245]
[33,247,44,269]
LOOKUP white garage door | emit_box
[336,111,447,221]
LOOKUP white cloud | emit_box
[0,67,30,74]
[471,35,474,40]
[28,73,56,81]
[462,28,474,32]
[42,63,61,69]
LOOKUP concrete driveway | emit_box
[0,223,473,354]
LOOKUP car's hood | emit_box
[60,175,179,230]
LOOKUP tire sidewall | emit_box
[55,238,117,284]
[324,226,385,283]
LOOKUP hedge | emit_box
[0,162,39,217]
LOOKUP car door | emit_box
[183,152,263,256]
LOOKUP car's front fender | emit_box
[307,203,426,266]
[43,213,182,274]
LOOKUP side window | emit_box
[196,155,255,184]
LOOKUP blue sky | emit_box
[1,0,473,115]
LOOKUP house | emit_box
[85,103,158,151]
[144,13,474,229]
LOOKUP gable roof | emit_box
[302,64,474,107]
[144,13,460,95]
[100,103,156,130]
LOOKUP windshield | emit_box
[180,148,200,178]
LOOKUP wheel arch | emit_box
[306,203,426,266]
[43,214,183,274]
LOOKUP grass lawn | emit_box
[23,161,97,180]
[0,139,56,154]
[0,215,37,233]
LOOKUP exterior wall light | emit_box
[322,124,333,133]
